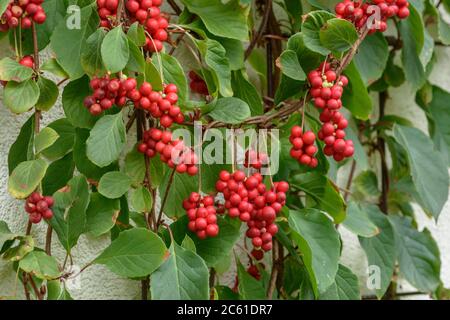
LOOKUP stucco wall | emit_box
[0,45,449,300]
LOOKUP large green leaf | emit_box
[393,125,449,219]
[0,221,17,252]
[8,159,48,199]
[0,57,34,82]
[302,10,335,55]
[94,228,168,278]
[101,27,129,73]
[62,76,98,129]
[42,153,75,196]
[353,33,389,84]
[159,171,197,218]
[288,209,341,294]
[86,113,126,167]
[341,62,372,120]
[86,193,120,237]
[290,172,346,223]
[319,18,358,52]
[130,187,153,213]
[98,171,132,199]
[343,202,379,238]
[181,0,249,41]
[278,50,306,81]
[320,264,360,300]
[81,28,107,76]
[209,97,251,124]
[19,251,61,280]
[4,79,40,114]
[398,5,426,90]
[237,259,266,299]
[231,70,263,115]
[50,4,99,79]
[195,39,233,97]
[359,205,396,299]
[151,243,209,300]
[389,215,441,292]
[49,175,90,251]
[41,118,75,161]
[35,127,59,154]
[8,115,35,174]
[35,77,59,111]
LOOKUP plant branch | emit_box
[266,240,279,299]
[45,225,52,255]
[245,0,272,60]
[336,25,369,77]
[167,0,182,15]
[344,160,356,201]
[156,168,176,226]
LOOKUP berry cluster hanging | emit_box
[183,192,219,239]
[24,192,54,224]
[335,0,410,33]
[0,0,46,32]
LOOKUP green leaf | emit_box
[86,193,120,237]
[151,243,209,300]
[81,28,107,76]
[341,62,372,120]
[41,58,69,79]
[8,115,35,174]
[50,175,90,251]
[98,171,132,199]
[398,5,426,90]
[0,57,34,82]
[41,118,75,160]
[181,235,196,252]
[343,202,379,238]
[393,125,449,219]
[209,97,251,124]
[353,33,389,84]
[359,204,396,299]
[101,27,130,73]
[278,50,306,81]
[8,159,48,199]
[127,22,146,46]
[231,70,263,115]
[73,128,118,181]
[126,39,145,73]
[181,0,249,41]
[290,172,346,223]
[50,4,99,79]
[144,61,163,91]
[2,236,34,262]
[159,171,198,218]
[86,113,126,167]
[353,170,380,198]
[288,209,341,294]
[153,53,188,104]
[302,10,335,55]
[35,77,59,111]
[62,76,97,129]
[131,187,153,213]
[237,259,265,299]
[0,221,17,252]
[19,251,61,280]
[35,127,60,154]
[4,79,40,114]
[42,153,75,196]
[389,215,441,292]
[94,228,168,278]
[0,0,10,16]
[320,264,360,300]
[195,39,233,97]
[47,281,73,300]
[319,18,358,52]
[124,147,145,186]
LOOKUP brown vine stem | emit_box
[156,168,176,226]
[266,239,279,299]
[167,0,182,15]
[336,25,369,78]
[245,0,272,60]
[344,160,356,201]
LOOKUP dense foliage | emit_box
[0,0,449,300]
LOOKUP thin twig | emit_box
[344,160,356,201]
[45,225,52,255]
[245,0,272,60]
[167,0,182,15]
[266,240,279,299]
[156,169,176,226]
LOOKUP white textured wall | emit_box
[1,45,449,300]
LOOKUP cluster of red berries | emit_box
[83,75,137,115]
[289,126,318,168]
[183,192,219,239]
[188,71,209,96]
[97,0,120,28]
[215,170,289,253]
[1,55,34,87]
[138,128,199,175]
[24,192,54,224]
[244,150,268,170]
[131,82,184,128]
[308,63,354,161]
[0,0,46,32]
[335,0,410,33]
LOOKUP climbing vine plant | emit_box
[0,0,449,300]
